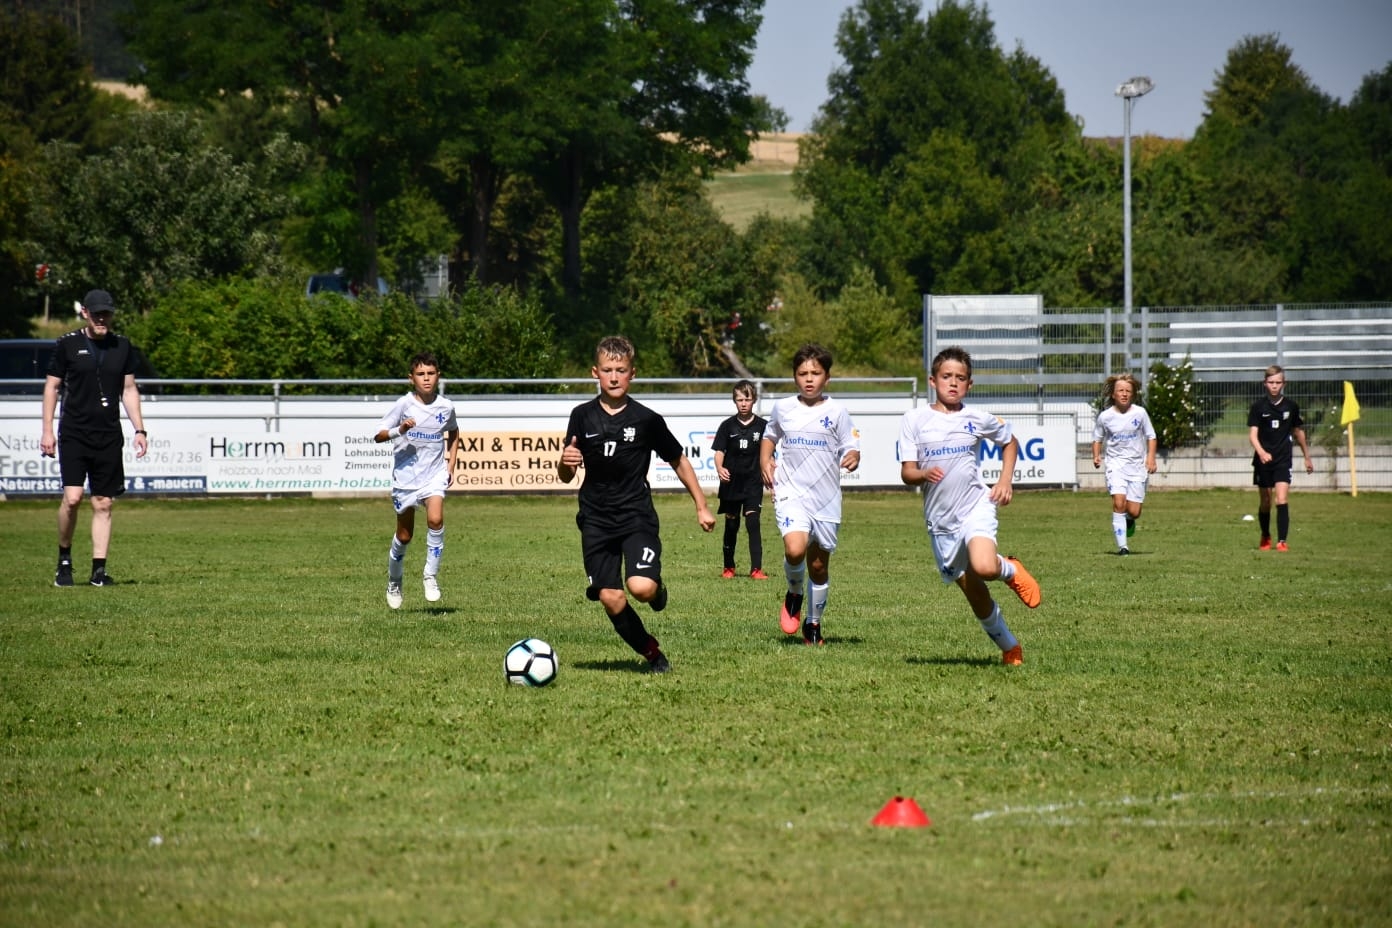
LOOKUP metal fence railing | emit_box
[924,300,1391,490]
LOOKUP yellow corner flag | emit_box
[1341,382,1361,426]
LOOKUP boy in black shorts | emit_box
[1248,364,1314,551]
[712,380,769,579]
[558,336,715,672]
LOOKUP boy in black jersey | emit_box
[557,336,715,672]
[712,380,768,579]
[1248,364,1313,551]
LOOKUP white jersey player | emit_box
[1090,373,1157,554]
[898,347,1040,665]
[374,352,459,609]
[759,344,860,645]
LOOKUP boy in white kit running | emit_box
[374,351,460,609]
[1091,373,1157,555]
[898,346,1041,665]
[759,344,861,645]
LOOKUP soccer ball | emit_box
[504,638,558,687]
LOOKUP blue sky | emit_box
[747,0,1392,138]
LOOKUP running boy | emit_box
[374,351,459,609]
[1091,373,1157,555]
[759,344,860,645]
[558,336,715,673]
[712,379,769,580]
[1248,364,1313,551]
[898,346,1041,665]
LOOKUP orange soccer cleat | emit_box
[1003,557,1041,609]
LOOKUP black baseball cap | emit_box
[83,290,116,313]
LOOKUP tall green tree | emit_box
[797,0,1074,303]
[126,0,445,286]
[0,8,138,333]
[530,0,765,297]
[1189,34,1391,302]
[34,109,306,311]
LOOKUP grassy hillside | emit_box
[705,133,810,230]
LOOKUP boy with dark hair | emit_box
[760,344,861,645]
[898,346,1041,665]
[375,351,459,608]
[558,336,715,673]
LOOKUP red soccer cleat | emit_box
[779,592,803,635]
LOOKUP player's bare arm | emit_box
[989,438,1020,506]
[445,430,460,486]
[557,435,581,483]
[1249,426,1272,463]
[671,456,716,532]
[759,438,777,488]
[375,416,417,443]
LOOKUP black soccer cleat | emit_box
[802,621,824,646]
[89,568,116,587]
[54,561,74,588]
[647,651,672,674]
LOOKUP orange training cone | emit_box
[871,796,932,828]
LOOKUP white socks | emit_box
[784,559,806,597]
[388,537,408,582]
[425,527,445,578]
[1112,512,1127,549]
[808,580,829,623]
[978,602,1018,652]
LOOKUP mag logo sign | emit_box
[978,422,1077,486]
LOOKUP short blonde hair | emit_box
[595,335,635,363]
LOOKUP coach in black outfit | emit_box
[40,289,149,587]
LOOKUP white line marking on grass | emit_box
[971,786,1388,825]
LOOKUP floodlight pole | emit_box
[1116,76,1153,378]
[1116,76,1153,318]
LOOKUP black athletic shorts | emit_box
[578,515,662,594]
[1252,459,1292,488]
[717,473,763,515]
[59,431,126,497]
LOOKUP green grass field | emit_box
[706,169,809,231]
[2,490,1390,926]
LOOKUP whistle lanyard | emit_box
[82,332,112,409]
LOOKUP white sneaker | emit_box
[386,580,403,610]
[423,575,441,602]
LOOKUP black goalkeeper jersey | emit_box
[1247,395,1303,467]
[711,413,767,500]
[565,397,684,532]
